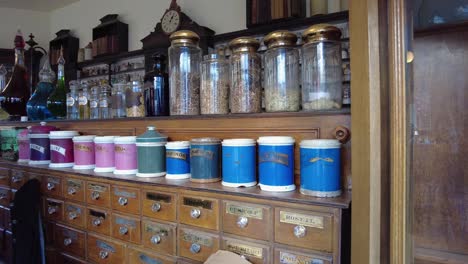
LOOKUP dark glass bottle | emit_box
[0,29,30,120]
[26,58,56,120]
[46,47,67,119]
[144,54,169,116]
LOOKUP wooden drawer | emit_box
[45,221,55,245]
[44,198,64,222]
[87,233,125,264]
[127,246,177,264]
[86,182,111,208]
[142,190,176,222]
[179,195,219,231]
[111,185,140,215]
[87,207,112,236]
[221,236,271,264]
[178,227,220,263]
[111,213,141,244]
[10,170,27,190]
[56,252,87,264]
[46,247,56,264]
[0,187,11,207]
[273,247,333,264]
[42,176,62,197]
[54,224,86,257]
[0,168,9,187]
[141,219,176,255]
[177,259,202,264]
[222,201,271,241]
[64,178,85,203]
[64,202,86,228]
[274,208,334,252]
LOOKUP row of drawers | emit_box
[48,222,332,264]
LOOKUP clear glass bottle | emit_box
[144,53,169,116]
[112,82,126,118]
[168,30,202,116]
[263,30,300,112]
[0,65,6,90]
[89,84,100,119]
[200,54,229,115]
[79,81,90,119]
[26,58,56,120]
[66,80,79,120]
[125,80,144,117]
[301,24,343,110]
[229,37,262,114]
[99,80,111,119]
[47,46,67,119]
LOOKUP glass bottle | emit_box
[78,81,90,119]
[89,84,100,119]
[0,65,6,90]
[200,54,229,115]
[47,46,67,118]
[168,30,202,115]
[26,58,56,120]
[112,82,126,118]
[99,80,111,119]
[263,30,300,112]
[66,80,79,119]
[0,29,30,120]
[301,24,343,110]
[229,37,262,113]
[144,53,169,116]
[125,80,144,117]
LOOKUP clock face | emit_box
[161,10,181,34]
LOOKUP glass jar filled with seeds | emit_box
[125,80,145,117]
[168,30,202,115]
[89,84,100,119]
[112,82,126,118]
[302,24,343,110]
[78,81,90,119]
[200,54,229,115]
[263,30,300,112]
[229,37,262,113]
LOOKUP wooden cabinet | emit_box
[64,202,86,228]
[142,189,177,222]
[178,227,220,262]
[111,185,140,215]
[63,178,85,203]
[222,201,271,241]
[42,176,63,197]
[54,224,86,257]
[87,207,112,236]
[221,236,271,264]
[141,219,177,255]
[86,182,111,208]
[87,233,125,264]
[111,213,141,244]
[127,246,177,264]
[179,195,219,231]
[44,198,64,222]
[10,170,27,190]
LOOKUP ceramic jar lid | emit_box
[28,122,57,135]
[136,126,167,143]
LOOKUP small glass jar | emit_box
[89,85,100,119]
[112,82,126,118]
[302,24,343,110]
[79,81,90,119]
[200,54,229,115]
[125,80,145,117]
[263,31,301,112]
[99,83,111,119]
[66,81,79,120]
[229,37,262,113]
[168,30,202,115]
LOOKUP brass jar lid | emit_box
[302,24,342,43]
[264,30,298,49]
[169,30,200,45]
[228,37,260,53]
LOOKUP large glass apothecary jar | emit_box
[200,54,229,115]
[301,24,343,110]
[263,30,301,112]
[229,37,262,114]
[168,30,202,116]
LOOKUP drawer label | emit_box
[226,203,263,219]
[62,229,78,240]
[166,150,187,160]
[183,197,212,210]
[66,205,82,214]
[139,254,163,264]
[279,252,324,264]
[145,223,169,236]
[279,211,324,229]
[88,184,107,192]
[115,217,136,228]
[67,179,82,188]
[114,188,137,198]
[182,231,213,247]
[146,192,171,203]
[225,241,263,258]
[96,240,116,253]
[47,177,60,184]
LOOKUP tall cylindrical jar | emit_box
[263,31,300,112]
[114,136,137,175]
[200,54,229,115]
[73,135,96,170]
[94,136,116,172]
[222,139,257,187]
[168,30,202,116]
[49,131,79,168]
[111,83,126,118]
[229,37,262,113]
[302,24,343,110]
[136,126,167,177]
[190,138,221,183]
[28,122,57,165]
[17,128,29,163]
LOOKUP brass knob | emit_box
[151,202,161,212]
[46,182,55,191]
[190,243,201,254]
[190,208,201,219]
[68,187,76,195]
[91,191,100,200]
[119,226,128,235]
[118,197,128,206]
[47,206,57,215]
[236,216,249,228]
[63,238,72,246]
[293,225,307,238]
[92,218,102,226]
[99,251,109,259]
[150,235,161,244]
[334,125,351,143]
[68,212,77,220]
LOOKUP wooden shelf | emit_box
[112,67,145,75]
[77,49,144,69]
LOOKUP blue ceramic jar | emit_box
[300,139,341,197]
[190,138,221,183]
[136,126,167,177]
[222,138,256,187]
[257,136,296,192]
[166,141,190,179]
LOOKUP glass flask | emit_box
[26,58,56,120]
[47,46,67,118]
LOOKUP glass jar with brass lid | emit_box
[168,30,202,115]
[229,37,262,114]
[263,30,300,112]
[301,24,343,110]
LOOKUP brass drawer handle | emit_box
[48,206,57,215]
[150,235,161,244]
[151,202,161,212]
[46,182,55,191]
[63,238,72,246]
[118,197,128,206]
[237,216,249,228]
[190,243,201,254]
[68,187,77,195]
[92,218,102,226]
[293,225,307,238]
[68,211,78,220]
[99,251,109,259]
[190,208,201,219]
[11,176,22,183]
[119,226,128,235]
[91,191,100,200]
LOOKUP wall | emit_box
[0,7,50,48]
[49,0,246,51]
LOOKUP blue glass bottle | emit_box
[26,58,55,120]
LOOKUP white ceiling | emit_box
[0,0,79,12]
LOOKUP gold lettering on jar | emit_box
[115,145,127,153]
[190,148,214,160]
[225,241,263,258]
[259,151,289,166]
[226,203,263,219]
[279,211,324,229]
[166,150,187,160]
[74,143,92,152]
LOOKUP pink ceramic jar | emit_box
[49,131,79,168]
[73,135,96,170]
[114,136,137,175]
[17,128,29,163]
[94,136,116,173]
